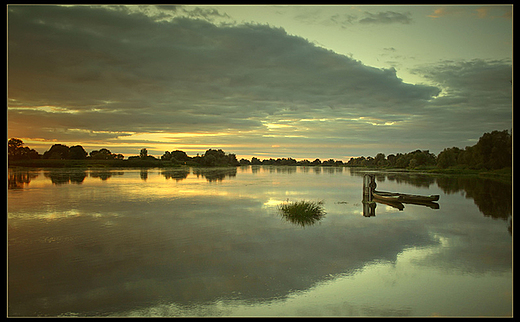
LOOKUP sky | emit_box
[7,5,513,160]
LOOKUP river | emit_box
[7,166,512,317]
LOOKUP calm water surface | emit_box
[8,166,512,317]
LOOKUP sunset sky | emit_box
[7,5,512,160]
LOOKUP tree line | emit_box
[7,129,511,170]
[346,129,511,170]
[237,157,343,166]
[7,139,240,167]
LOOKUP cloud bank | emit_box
[7,6,512,158]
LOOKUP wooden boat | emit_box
[374,190,440,202]
[372,191,404,202]
[403,200,440,209]
[372,197,405,211]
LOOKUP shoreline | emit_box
[8,160,511,179]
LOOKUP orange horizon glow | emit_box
[10,136,356,162]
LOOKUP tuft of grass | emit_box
[278,200,326,227]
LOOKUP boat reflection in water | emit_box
[362,174,440,217]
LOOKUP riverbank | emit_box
[9,159,512,180]
[7,159,182,168]
[351,165,512,183]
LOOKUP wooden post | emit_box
[362,174,376,217]
[363,174,376,202]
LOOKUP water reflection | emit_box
[192,167,237,182]
[350,170,511,227]
[436,176,512,234]
[90,169,124,181]
[140,168,148,181]
[7,166,512,316]
[7,167,512,225]
[44,169,87,185]
[8,170,38,189]
[436,176,512,220]
[161,168,190,181]
[349,168,436,188]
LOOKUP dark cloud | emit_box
[410,59,512,123]
[412,59,511,99]
[294,10,413,28]
[405,59,512,149]
[182,6,231,21]
[8,6,437,146]
[358,11,413,24]
[7,6,511,158]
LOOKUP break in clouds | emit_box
[7,5,512,157]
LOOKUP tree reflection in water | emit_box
[8,170,38,189]
[352,170,512,233]
[192,167,237,182]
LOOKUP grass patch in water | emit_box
[278,200,326,227]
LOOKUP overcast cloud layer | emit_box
[7,5,512,159]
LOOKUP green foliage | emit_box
[437,147,462,168]
[474,130,512,169]
[8,138,40,161]
[347,129,511,171]
[347,150,436,169]
[90,148,123,160]
[162,150,190,163]
[69,145,88,160]
[278,200,326,227]
[43,144,70,159]
[437,130,511,170]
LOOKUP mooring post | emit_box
[363,174,376,202]
[362,174,377,217]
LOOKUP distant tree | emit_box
[374,153,386,167]
[161,151,171,161]
[190,149,240,166]
[203,153,217,166]
[395,153,410,168]
[365,156,375,167]
[68,145,88,160]
[140,148,148,159]
[437,147,461,169]
[299,159,311,166]
[43,144,70,159]
[311,158,321,166]
[437,130,512,170]
[17,146,39,160]
[8,138,23,156]
[409,150,436,168]
[387,154,396,167]
[90,148,115,160]
[171,150,190,162]
[347,156,367,167]
[408,158,418,169]
[239,158,251,165]
[473,130,511,169]
[161,150,190,163]
[8,138,40,160]
[251,157,262,165]
[322,159,336,166]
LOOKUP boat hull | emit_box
[374,190,440,202]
